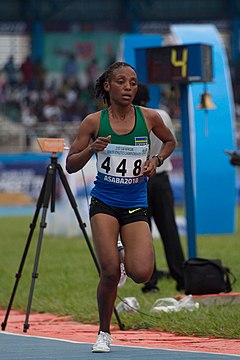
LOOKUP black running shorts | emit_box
[89,197,148,226]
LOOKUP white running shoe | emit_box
[92,331,111,353]
[118,262,127,288]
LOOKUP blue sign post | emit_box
[180,84,197,257]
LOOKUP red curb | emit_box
[1,310,240,355]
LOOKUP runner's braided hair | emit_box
[95,62,136,107]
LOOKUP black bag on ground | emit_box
[183,258,235,295]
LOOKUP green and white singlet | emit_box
[91,105,150,208]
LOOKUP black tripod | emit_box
[1,153,124,332]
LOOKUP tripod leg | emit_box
[57,164,125,330]
[23,163,56,332]
[1,173,48,331]
[57,164,99,271]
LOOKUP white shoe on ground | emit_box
[92,331,111,353]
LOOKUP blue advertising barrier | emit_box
[0,153,50,201]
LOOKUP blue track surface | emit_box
[1,333,239,360]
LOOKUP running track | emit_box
[0,310,239,359]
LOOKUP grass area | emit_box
[0,209,240,339]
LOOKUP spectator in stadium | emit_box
[86,58,100,87]
[2,55,18,86]
[66,62,176,353]
[20,55,34,89]
[133,83,185,293]
[33,58,46,90]
[63,53,79,85]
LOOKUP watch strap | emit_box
[153,154,164,167]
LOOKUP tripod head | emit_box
[37,138,69,212]
[37,138,69,157]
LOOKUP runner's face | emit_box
[104,66,138,105]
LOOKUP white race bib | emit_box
[97,144,149,181]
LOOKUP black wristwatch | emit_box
[153,154,164,167]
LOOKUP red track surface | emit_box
[1,310,240,355]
